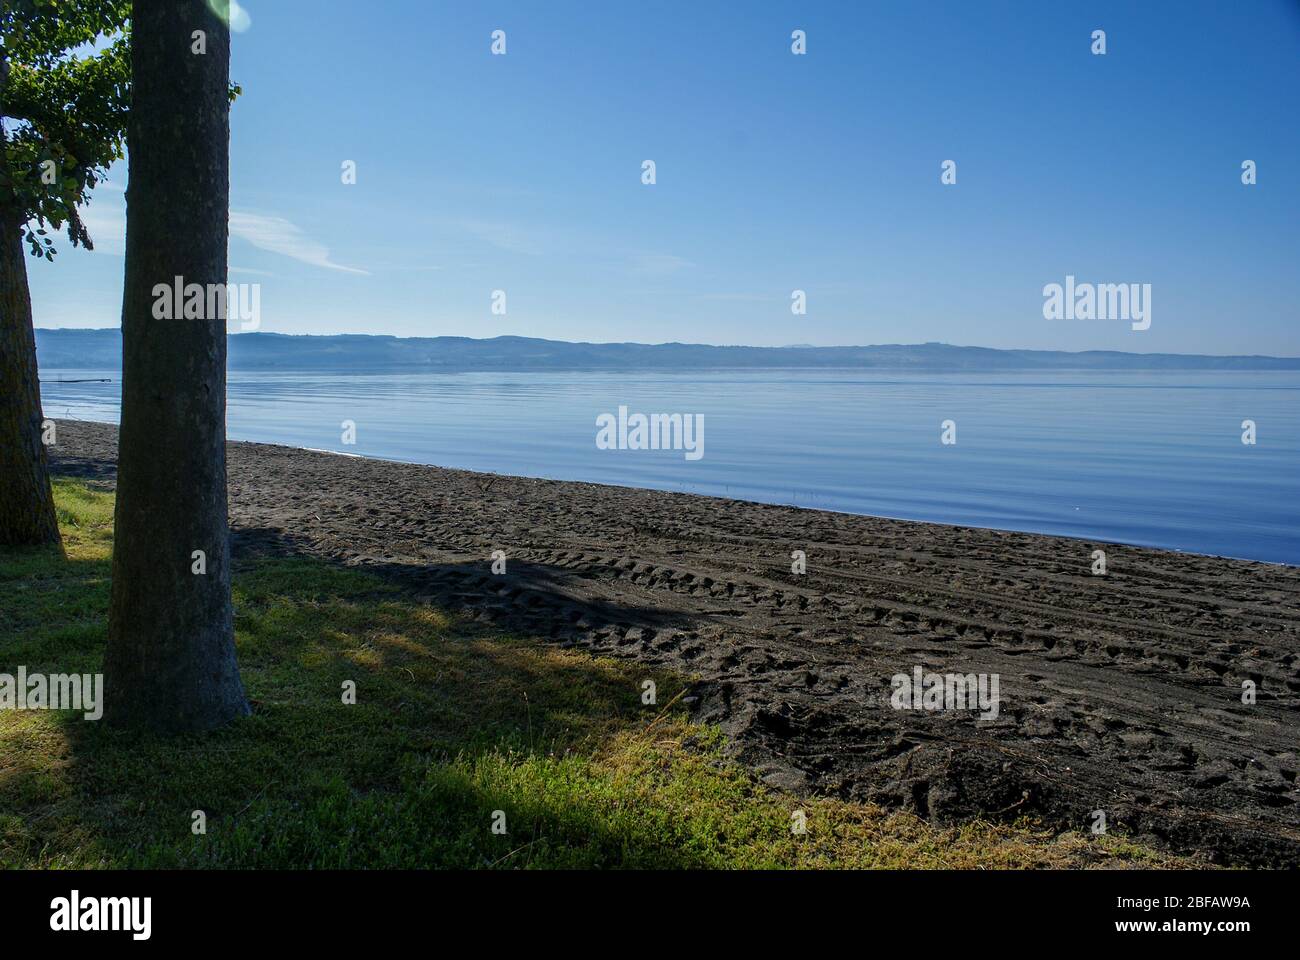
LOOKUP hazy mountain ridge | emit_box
[34,328,1300,371]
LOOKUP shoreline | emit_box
[48,419,1300,866]
[47,414,1297,569]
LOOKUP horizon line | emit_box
[34,327,1300,361]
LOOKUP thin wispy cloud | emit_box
[629,253,693,276]
[456,219,541,255]
[700,292,774,302]
[229,211,368,275]
[51,197,359,279]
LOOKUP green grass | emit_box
[0,478,1190,869]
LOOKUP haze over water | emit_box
[40,368,1300,565]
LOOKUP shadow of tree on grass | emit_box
[4,508,756,867]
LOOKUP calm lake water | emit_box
[38,369,1300,564]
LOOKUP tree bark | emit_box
[103,0,249,732]
[0,57,62,548]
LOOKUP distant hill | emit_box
[34,328,1300,372]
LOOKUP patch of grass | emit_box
[0,480,1193,868]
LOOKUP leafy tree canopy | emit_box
[1,2,239,260]
[1,0,132,258]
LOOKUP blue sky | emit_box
[27,0,1300,353]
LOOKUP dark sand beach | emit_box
[51,419,1300,866]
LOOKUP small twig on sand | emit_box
[992,790,1031,816]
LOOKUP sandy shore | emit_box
[51,419,1300,865]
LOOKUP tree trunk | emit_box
[103,0,249,732]
[0,60,62,548]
